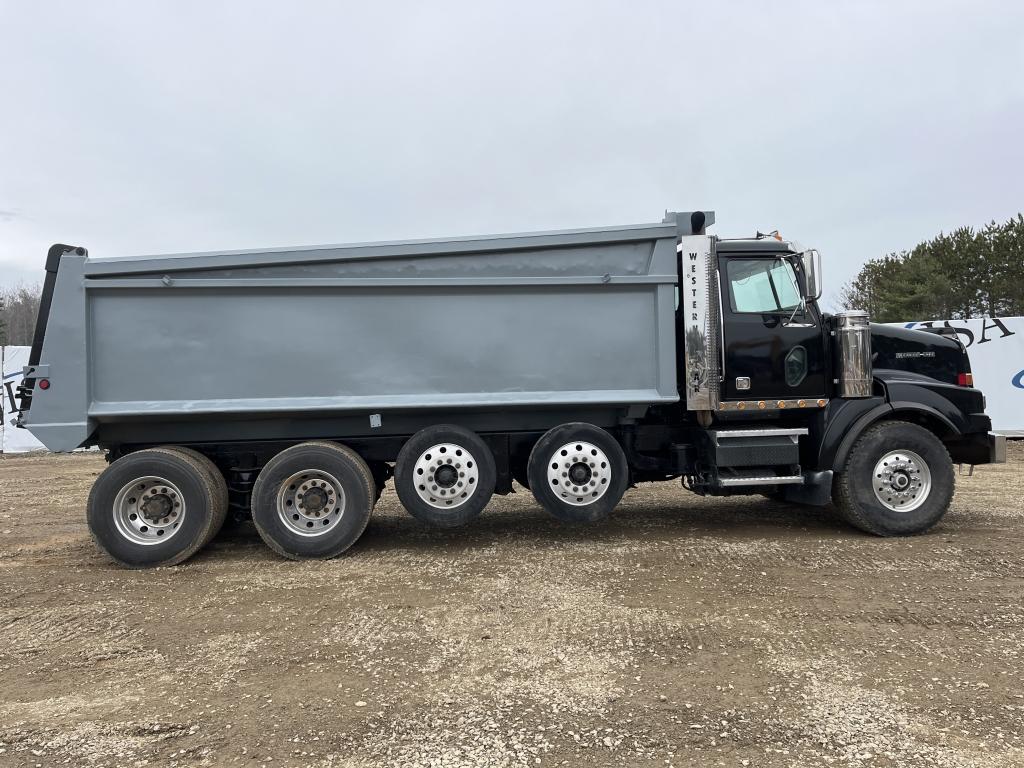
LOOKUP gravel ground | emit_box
[0,444,1022,768]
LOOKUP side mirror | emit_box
[800,249,822,301]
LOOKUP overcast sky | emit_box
[1,1,1022,308]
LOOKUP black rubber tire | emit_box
[834,421,954,536]
[158,446,229,544]
[87,448,220,568]
[251,441,376,560]
[394,425,496,528]
[527,423,630,523]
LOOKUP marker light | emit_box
[38,379,50,390]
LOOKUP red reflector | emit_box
[38,378,50,390]
[957,372,973,387]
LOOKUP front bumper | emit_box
[990,432,1007,464]
[946,431,1006,465]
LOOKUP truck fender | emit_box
[829,402,960,473]
[888,401,959,436]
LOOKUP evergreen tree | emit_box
[839,214,1024,321]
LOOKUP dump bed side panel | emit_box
[87,237,680,419]
[88,283,668,416]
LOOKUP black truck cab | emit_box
[665,228,1004,535]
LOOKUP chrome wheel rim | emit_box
[872,449,932,512]
[546,441,611,506]
[276,470,346,536]
[113,476,186,545]
[412,443,479,509]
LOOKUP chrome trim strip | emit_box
[678,235,718,411]
[719,475,804,487]
[711,428,809,439]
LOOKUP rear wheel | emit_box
[251,441,376,560]
[527,423,629,523]
[87,448,220,568]
[834,421,954,536]
[394,425,496,528]
[157,446,229,544]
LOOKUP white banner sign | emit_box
[895,317,1023,434]
[2,346,46,452]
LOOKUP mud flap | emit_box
[781,470,833,506]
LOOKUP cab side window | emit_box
[726,258,801,313]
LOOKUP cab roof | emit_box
[715,238,796,253]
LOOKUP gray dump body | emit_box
[22,214,711,451]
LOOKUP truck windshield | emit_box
[726,258,801,313]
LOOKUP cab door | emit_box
[717,254,828,402]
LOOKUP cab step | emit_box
[705,427,808,468]
[708,427,808,442]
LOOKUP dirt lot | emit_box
[0,445,1022,768]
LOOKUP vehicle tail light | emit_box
[38,378,51,390]
[957,372,973,387]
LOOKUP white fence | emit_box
[3,319,1022,452]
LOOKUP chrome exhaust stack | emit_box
[834,310,873,398]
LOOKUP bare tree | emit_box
[0,283,43,346]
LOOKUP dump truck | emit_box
[14,210,1006,567]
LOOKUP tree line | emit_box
[839,214,1024,322]
[0,284,42,346]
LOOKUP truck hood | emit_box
[869,323,968,386]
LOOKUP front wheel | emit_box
[834,421,954,536]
